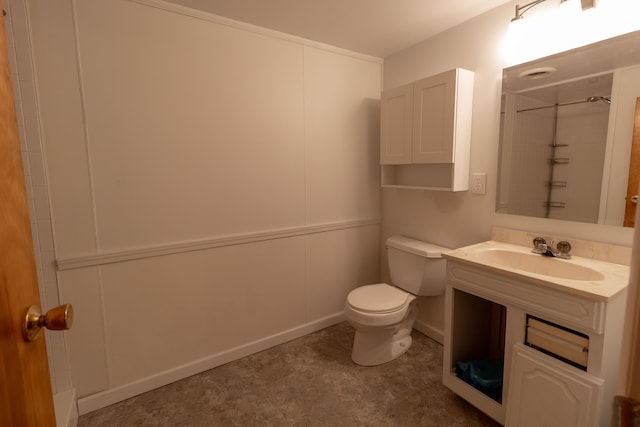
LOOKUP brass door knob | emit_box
[22,304,74,342]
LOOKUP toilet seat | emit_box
[345,284,415,328]
[346,283,411,313]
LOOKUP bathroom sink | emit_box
[472,248,605,282]
[443,232,629,301]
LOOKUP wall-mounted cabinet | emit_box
[380,68,474,191]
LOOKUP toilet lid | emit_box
[347,283,411,314]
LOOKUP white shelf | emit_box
[381,163,463,191]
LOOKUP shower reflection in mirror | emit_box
[498,73,613,223]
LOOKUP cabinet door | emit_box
[380,84,413,165]
[506,344,604,427]
[412,70,456,164]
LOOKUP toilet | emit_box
[344,235,449,366]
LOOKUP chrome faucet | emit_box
[531,237,572,259]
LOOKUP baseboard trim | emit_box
[77,313,346,415]
[414,319,444,345]
[54,388,78,427]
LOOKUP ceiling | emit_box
[163,0,514,57]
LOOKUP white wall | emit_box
[27,0,382,413]
[382,1,640,342]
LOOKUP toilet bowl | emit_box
[345,236,449,366]
[345,283,417,366]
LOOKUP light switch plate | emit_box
[471,173,486,195]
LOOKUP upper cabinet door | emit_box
[412,71,456,163]
[380,84,413,165]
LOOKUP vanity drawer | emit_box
[525,316,589,369]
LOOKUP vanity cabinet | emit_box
[443,257,627,426]
[380,68,473,191]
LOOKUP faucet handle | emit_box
[532,237,547,254]
[533,237,546,247]
[556,241,572,259]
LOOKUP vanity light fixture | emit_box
[511,0,547,23]
[511,0,596,22]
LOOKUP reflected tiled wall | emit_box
[3,0,72,394]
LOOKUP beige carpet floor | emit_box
[78,322,500,426]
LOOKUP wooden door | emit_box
[624,97,640,227]
[0,0,56,424]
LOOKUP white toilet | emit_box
[344,235,449,366]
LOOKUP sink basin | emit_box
[473,248,605,282]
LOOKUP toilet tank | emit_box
[386,235,450,296]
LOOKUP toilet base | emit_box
[351,324,413,366]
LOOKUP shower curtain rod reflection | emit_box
[516,96,611,113]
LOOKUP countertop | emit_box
[443,240,629,301]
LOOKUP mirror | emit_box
[497,30,640,226]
